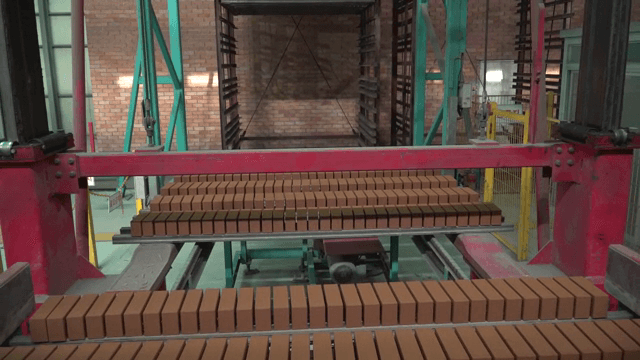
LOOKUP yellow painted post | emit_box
[517,110,533,261]
[136,198,144,215]
[87,195,98,267]
[483,103,498,202]
[546,91,554,118]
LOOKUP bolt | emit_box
[568,147,575,154]
[10,149,16,154]
[556,147,563,154]
[555,160,562,167]
[69,171,76,178]
[55,172,62,178]
[68,158,75,165]
[568,159,575,166]
[54,158,61,165]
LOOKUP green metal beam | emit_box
[150,7,181,88]
[424,105,443,145]
[425,72,443,81]
[440,0,467,146]
[167,0,188,151]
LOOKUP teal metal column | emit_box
[224,242,234,288]
[441,0,467,145]
[423,0,467,146]
[137,0,161,145]
[167,0,188,151]
[389,236,399,281]
[412,0,428,146]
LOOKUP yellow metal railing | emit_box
[484,103,533,261]
[484,92,559,261]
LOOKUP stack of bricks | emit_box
[28,277,608,341]
[9,318,640,360]
[130,171,503,237]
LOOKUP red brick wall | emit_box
[85,0,640,151]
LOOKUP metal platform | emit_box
[112,225,515,244]
[220,0,374,15]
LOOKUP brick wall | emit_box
[86,0,640,151]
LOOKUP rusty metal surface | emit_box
[605,245,640,314]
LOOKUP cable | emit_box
[241,16,304,138]
[295,17,357,133]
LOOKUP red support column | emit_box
[0,161,102,295]
[552,151,633,277]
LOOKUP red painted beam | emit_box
[74,144,559,177]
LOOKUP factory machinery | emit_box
[1,0,640,358]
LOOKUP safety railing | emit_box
[483,92,559,261]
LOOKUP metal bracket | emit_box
[551,144,591,183]
[51,153,82,194]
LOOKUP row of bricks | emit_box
[9,320,640,360]
[160,175,460,196]
[29,277,607,342]
[151,187,481,212]
[172,169,443,183]
[131,203,502,237]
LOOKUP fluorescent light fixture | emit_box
[486,70,504,83]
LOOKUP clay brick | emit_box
[363,207,376,229]
[47,295,81,342]
[352,207,365,229]
[331,208,343,230]
[177,212,193,235]
[595,320,640,359]
[289,285,307,330]
[67,294,99,340]
[268,335,289,360]
[439,281,470,323]
[440,205,456,226]
[353,331,377,360]
[199,289,220,333]
[315,192,327,207]
[246,336,269,360]
[456,326,492,360]
[319,208,331,231]
[345,191,357,206]
[423,189,439,204]
[454,280,486,323]
[398,206,412,228]
[419,206,435,228]
[554,323,600,360]
[226,210,239,233]
[421,281,451,324]
[393,189,408,205]
[244,193,254,209]
[495,325,537,360]
[433,188,448,204]
[334,332,356,360]
[518,277,557,320]
[410,206,423,227]
[435,328,471,360]
[552,277,592,319]
[104,291,134,338]
[443,188,459,203]
[404,189,419,204]
[387,207,400,228]
[141,213,159,236]
[189,211,205,235]
[307,285,325,328]
[160,196,173,211]
[534,323,580,360]
[375,207,388,228]
[339,284,362,328]
[307,209,319,231]
[364,190,377,205]
[69,343,101,359]
[488,278,522,321]
[356,283,380,326]
[217,288,237,332]
[313,333,333,360]
[86,293,117,339]
[123,291,151,337]
[476,326,514,360]
[160,290,185,335]
[471,279,505,322]
[389,282,416,325]
[131,213,148,237]
[156,340,185,360]
[180,289,203,335]
[236,288,254,332]
[375,330,402,360]
[415,329,447,359]
[503,278,540,320]
[221,338,248,360]
[213,211,227,234]
[373,282,398,326]
[575,321,623,360]
[253,287,271,331]
[273,286,290,330]
[569,277,609,318]
[154,212,171,235]
[323,284,344,328]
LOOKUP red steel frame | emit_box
[0,141,634,295]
